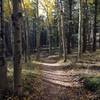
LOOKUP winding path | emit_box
[32,58,99,100]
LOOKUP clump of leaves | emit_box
[80,76,100,92]
[23,73,35,92]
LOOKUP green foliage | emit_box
[87,0,94,4]
[5,61,42,99]
[82,76,100,91]
[4,0,11,19]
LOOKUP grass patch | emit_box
[5,61,42,98]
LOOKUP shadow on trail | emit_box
[31,56,98,100]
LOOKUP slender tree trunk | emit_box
[78,0,82,58]
[36,0,41,60]
[93,0,97,52]
[26,17,30,60]
[57,7,63,57]
[8,0,13,57]
[22,0,30,62]
[12,0,22,95]
[0,0,7,96]
[48,25,52,55]
[82,0,88,53]
[60,2,67,62]
[56,0,63,58]
[67,0,73,54]
[83,19,87,52]
[58,22,63,57]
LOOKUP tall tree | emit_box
[56,0,63,57]
[67,0,73,54]
[0,0,7,95]
[36,0,41,60]
[60,1,67,62]
[82,0,88,52]
[22,0,30,62]
[93,0,98,51]
[12,0,23,95]
[78,0,82,58]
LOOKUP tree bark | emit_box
[12,0,22,95]
[0,0,7,95]
[22,0,30,62]
[78,0,82,58]
[60,2,67,62]
[36,0,41,60]
[92,0,97,52]
[57,3,63,57]
[82,0,89,53]
[67,0,73,54]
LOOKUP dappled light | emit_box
[0,0,100,100]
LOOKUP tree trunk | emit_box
[12,0,22,95]
[78,0,82,58]
[93,0,97,52]
[60,2,67,62]
[82,0,88,53]
[58,21,63,57]
[22,0,30,62]
[57,4,63,57]
[67,0,73,54]
[48,25,52,55]
[36,0,41,60]
[0,0,7,96]
[8,0,13,57]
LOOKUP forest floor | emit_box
[6,50,100,100]
[30,54,100,100]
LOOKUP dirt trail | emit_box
[32,57,99,100]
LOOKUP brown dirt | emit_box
[30,56,99,100]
